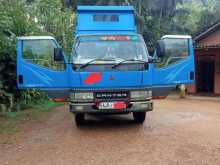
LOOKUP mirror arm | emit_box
[148,56,161,63]
[149,59,161,63]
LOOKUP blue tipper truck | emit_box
[16,6,195,125]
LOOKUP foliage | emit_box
[33,0,75,54]
[0,0,74,113]
[0,0,36,113]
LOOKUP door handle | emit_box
[18,75,23,84]
[190,71,194,80]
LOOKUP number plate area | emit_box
[95,91,129,110]
[98,102,127,110]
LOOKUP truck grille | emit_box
[94,91,129,100]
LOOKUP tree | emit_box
[0,0,75,112]
[32,0,75,54]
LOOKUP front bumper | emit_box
[69,101,153,114]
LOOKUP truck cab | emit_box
[17,6,195,125]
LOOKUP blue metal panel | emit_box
[76,6,137,34]
[77,6,134,11]
[17,39,71,90]
[76,31,137,35]
[152,39,195,95]
[17,62,69,89]
[76,72,144,88]
[67,71,152,90]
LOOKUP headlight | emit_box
[130,90,152,100]
[70,92,94,102]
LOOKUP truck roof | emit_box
[76,6,137,35]
[162,35,192,39]
[18,36,55,40]
[77,6,134,11]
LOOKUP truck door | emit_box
[152,35,195,98]
[17,36,69,98]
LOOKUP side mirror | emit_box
[54,48,64,61]
[156,40,165,58]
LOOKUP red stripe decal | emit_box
[84,72,102,85]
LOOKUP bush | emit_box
[0,0,74,113]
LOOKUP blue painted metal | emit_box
[17,39,70,89]
[75,71,146,88]
[76,6,137,35]
[152,38,195,88]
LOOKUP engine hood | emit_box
[78,71,144,88]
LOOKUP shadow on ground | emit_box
[76,114,141,128]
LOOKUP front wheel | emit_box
[75,113,85,126]
[133,112,146,124]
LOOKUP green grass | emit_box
[0,101,64,134]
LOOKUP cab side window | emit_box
[157,38,189,68]
[22,40,65,70]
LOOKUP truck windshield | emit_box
[73,35,148,64]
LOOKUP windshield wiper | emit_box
[112,59,148,69]
[77,58,117,70]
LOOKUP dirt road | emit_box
[1,98,220,165]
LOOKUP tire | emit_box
[133,112,146,124]
[75,113,85,126]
